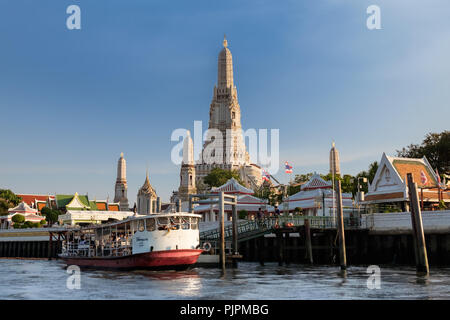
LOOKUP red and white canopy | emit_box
[301,173,332,190]
[194,194,272,213]
[211,178,254,195]
[8,201,38,215]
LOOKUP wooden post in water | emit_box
[48,233,53,260]
[304,219,313,264]
[232,201,238,255]
[258,237,265,266]
[336,180,347,271]
[219,192,226,271]
[277,232,283,266]
[407,173,429,276]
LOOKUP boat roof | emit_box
[74,212,202,230]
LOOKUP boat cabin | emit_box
[61,213,201,258]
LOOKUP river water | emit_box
[0,259,449,300]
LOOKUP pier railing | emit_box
[199,215,361,242]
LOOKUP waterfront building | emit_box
[329,142,341,176]
[55,193,120,212]
[363,153,449,212]
[58,210,136,226]
[194,37,262,189]
[137,170,158,214]
[276,173,353,216]
[194,178,271,221]
[0,202,45,229]
[114,152,129,211]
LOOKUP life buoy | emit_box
[203,242,212,251]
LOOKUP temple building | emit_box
[137,170,158,214]
[273,173,353,216]
[330,142,341,176]
[363,153,449,212]
[114,152,129,211]
[0,202,45,229]
[16,194,56,213]
[194,37,262,189]
[55,193,120,212]
[194,178,272,221]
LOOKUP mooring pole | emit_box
[48,232,53,260]
[219,192,226,272]
[277,232,283,266]
[304,219,313,264]
[336,180,347,271]
[407,173,429,276]
[231,200,238,255]
[258,237,265,266]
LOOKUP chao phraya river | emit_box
[0,259,449,299]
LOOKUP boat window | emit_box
[157,217,169,225]
[181,217,190,230]
[171,216,180,224]
[138,220,145,232]
[146,218,156,231]
[190,217,198,230]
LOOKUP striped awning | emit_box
[211,178,254,195]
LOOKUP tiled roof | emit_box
[96,202,107,211]
[16,194,53,206]
[108,204,120,211]
[211,178,254,194]
[392,159,438,187]
[301,174,332,190]
[56,194,90,209]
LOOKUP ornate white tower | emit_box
[114,152,129,211]
[196,36,255,183]
[330,142,341,176]
[137,170,157,214]
[178,131,197,202]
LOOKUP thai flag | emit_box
[285,161,293,174]
[420,170,428,185]
[436,168,441,185]
[262,169,270,181]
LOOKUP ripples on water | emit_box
[0,259,449,300]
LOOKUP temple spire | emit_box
[217,36,233,89]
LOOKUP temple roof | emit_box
[138,172,157,197]
[301,173,332,190]
[211,177,254,195]
[56,193,90,210]
[8,201,38,214]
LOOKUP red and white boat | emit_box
[59,213,204,270]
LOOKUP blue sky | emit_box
[0,0,449,203]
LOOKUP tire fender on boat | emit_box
[203,242,212,252]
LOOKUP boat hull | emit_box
[60,249,203,270]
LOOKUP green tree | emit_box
[397,131,450,174]
[238,210,248,219]
[294,173,313,184]
[41,207,59,225]
[0,189,22,215]
[203,168,244,188]
[12,214,25,224]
